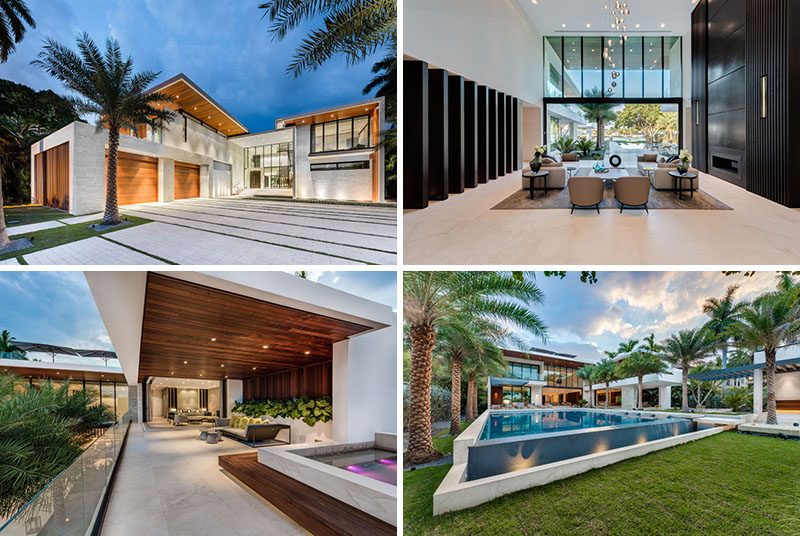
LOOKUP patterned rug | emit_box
[493,169,732,210]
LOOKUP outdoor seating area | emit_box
[214,416,292,447]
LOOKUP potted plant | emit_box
[677,150,693,174]
[530,145,547,172]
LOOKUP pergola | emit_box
[11,341,118,366]
[688,357,800,382]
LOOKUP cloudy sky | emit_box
[0,271,397,353]
[508,271,780,363]
[0,0,386,131]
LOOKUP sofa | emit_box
[637,155,700,191]
[522,158,567,191]
[214,416,291,446]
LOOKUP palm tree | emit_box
[616,338,640,355]
[658,328,719,411]
[0,329,25,359]
[734,288,800,424]
[576,364,596,404]
[463,344,506,420]
[591,358,618,408]
[578,88,617,150]
[403,271,548,465]
[616,352,668,409]
[0,0,34,62]
[33,33,175,225]
[259,0,397,77]
[702,285,746,383]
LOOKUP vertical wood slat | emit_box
[476,86,489,183]
[447,74,465,193]
[497,91,506,177]
[505,94,513,174]
[427,69,449,200]
[403,60,429,208]
[488,89,498,180]
[242,362,332,400]
[463,80,478,188]
[39,142,69,210]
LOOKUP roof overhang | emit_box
[688,357,800,381]
[0,359,125,382]
[146,73,249,136]
[279,98,382,127]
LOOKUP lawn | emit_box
[431,421,473,455]
[2,214,159,263]
[3,205,72,227]
[404,432,800,536]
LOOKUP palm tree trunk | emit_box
[102,128,122,226]
[605,381,610,409]
[681,367,689,411]
[449,352,462,436]
[0,164,11,249]
[765,348,778,425]
[721,344,728,392]
[596,118,605,150]
[406,323,441,465]
[465,373,475,421]
[471,376,478,416]
[695,383,702,410]
[637,375,643,410]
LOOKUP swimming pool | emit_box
[307,448,397,485]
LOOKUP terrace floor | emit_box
[5,198,397,265]
[403,169,800,264]
[101,424,308,536]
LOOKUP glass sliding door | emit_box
[582,37,602,97]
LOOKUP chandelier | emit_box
[603,0,631,94]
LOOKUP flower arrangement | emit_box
[677,150,693,173]
[530,145,548,172]
[532,145,547,157]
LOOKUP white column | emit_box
[199,164,210,197]
[530,385,543,406]
[753,369,764,415]
[621,385,636,409]
[658,385,672,409]
[158,157,174,202]
[129,384,142,422]
[226,379,242,416]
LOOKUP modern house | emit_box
[403,0,800,264]
[30,73,385,215]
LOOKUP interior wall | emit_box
[208,387,220,415]
[177,388,199,410]
[522,106,542,161]
[150,387,163,419]
[776,371,800,401]
[404,0,543,105]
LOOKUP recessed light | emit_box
[183,361,188,364]
[220,364,225,367]
[171,372,174,375]
[194,106,197,110]
[225,375,228,379]
[660,23,665,28]
[304,351,310,355]
[200,373,203,377]
[561,23,566,28]
[586,23,591,28]
[211,338,216,342]
[176,95,179,98]
[635,23,640,28]
[252,367,257,370]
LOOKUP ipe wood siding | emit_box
[35,142,70,210]
[174,161,200,200]
[242,362,332,400]
[112,151,158,205]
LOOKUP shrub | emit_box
[723,387,752,412]
[402,383,450,430]
[550,135,577,154]
[576,399,589,407]
[232,396,332,427]
[576,138,595,156]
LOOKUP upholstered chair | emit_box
[567,176,604,213]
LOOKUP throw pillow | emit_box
[666,154,678,163]
[562,152,579,161]
[541,157,554,164]
[642,153,658,162]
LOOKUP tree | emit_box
[403,271,548,465]
[576,364,596,404]
[616,352,668,409]
[614,104,676,149]
[578,88,617,150]
[687,362,724,409]
[33,33,176,225]
[362,41,396,199]
[259,0,397,77]
[702,284,746,389]
[462,343,506,420]
[657,328,719,411]
[0,329,25,359]
[0,0,34,62]
[734,287,800,424]
[591,358,618,408]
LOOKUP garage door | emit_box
[112,152,158,205]
[174,162,200,200]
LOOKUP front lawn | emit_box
[2,214,158,263]
[404,432,800,535]
[3,205,71,227]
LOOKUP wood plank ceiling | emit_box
[149,76,248,136]
[282,102,379,127]
[138,273,371,382]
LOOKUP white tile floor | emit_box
[0,257,20,265]
[7,220,64,234]
[23,236,166,265]
[101,425,308,536]
[404,169,800,264]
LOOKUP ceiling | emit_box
[150,377,221,390]
[0,364,125,382]
[281,101,379,127]
[515,0,697,36]
[137,273,372,382]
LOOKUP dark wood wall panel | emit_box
[403,60,429,208]
[691,0,708,172]
[476,86,489,183]
[708,25,745,83]
[243,362,332,400]
[448,75,465,193]
[40,142,69,210]
[427,69,449,200]
[463,81,478,188]
[488,89,498,180]
[512,98,520,171]
[505,95,513,174]
[497,92,505,177]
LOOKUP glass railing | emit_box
[0,413,130,535]
[505,371,542,382]
[0,351,120,369]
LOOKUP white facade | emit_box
[583,369,682,410]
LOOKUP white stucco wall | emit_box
[775,371,800,401]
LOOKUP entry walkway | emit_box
[101,425,307,536]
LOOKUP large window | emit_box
[244,142,294,189]
[311,115,372,153]
[543,364,582,388]
[508,362,540,381]
[501,385,531,404]
[543,36,682,98]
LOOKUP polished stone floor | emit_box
[404,169,800,265]
[101,424,308,536]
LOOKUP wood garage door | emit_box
[36,142,70,210]
[174,162,200,200]
[112,152,158,205]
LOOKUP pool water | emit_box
[308,448,397,485]
[479,410,676,440]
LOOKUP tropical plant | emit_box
[577,137,594,156]
[616,352,668,409]
[575,364,595,402]
[687,362,724,409]
[0,329,25,359]
[702,284,746,389]
[259,0,397,77]
[657,328,719,411]
[402,384,450,430]
[591,358,618,409]
[614,103,675,148]
[232,396,332,427]
[362,42,396,199]
[576,398,589,407]
[734,285,800,424]
[0,0,34,62]
[403,271,548,465]
[723,387,751,412]
[462,344,506,419]
[727,347,753,367]
[550,135,577,154]
[33,33,176,225]
[578,88,617,149]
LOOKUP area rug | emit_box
[493,170,732,210]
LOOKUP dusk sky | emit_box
[505,271,780,363]
[0,0,387,132]
[0,271,397,352]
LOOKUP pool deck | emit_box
[738,422,800,438]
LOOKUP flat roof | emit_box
[278,97,382,127]
[502,348,590,368]
[688,357,800,381]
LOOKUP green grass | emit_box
[431,421,473,455]
[4,205,72,227]
[404,432,800,535]
[3,214,156,263]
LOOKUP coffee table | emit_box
[668,170,696,200]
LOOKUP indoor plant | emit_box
[530,145,547,172]
[677,150,693,174]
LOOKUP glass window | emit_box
[563,37,582,98]
[249,146,261,168]
[323,122,337,152]
[101,382,115,415]
[624,37,643,98]
[604,37,623,98]
[644,37,663,97]
[663,36,682,98]
[582,37,602,97]
[84,381,100,406]
[338,119,353,150]
[115,383,128,418]
[353,116,370,148]
[312,124,323,153]
[544,36,563,97]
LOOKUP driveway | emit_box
[17,198,397,265]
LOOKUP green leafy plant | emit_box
[576,398,589,407]
[550,135,577,154]
[723,387,751,412]
[232,396,332,427]
[576,138,595,156]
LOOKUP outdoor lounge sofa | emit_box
[214,417,291,446]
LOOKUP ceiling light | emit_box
[304,351,311,355]
[183,361,188,364]
[200,373,203,377]
[176,95,179,98]
[252,367,257,370]
[194,106,197,110]
[586,23,591,28]
[660,23,665,28]
[635,23,640,28]
[263,345,268,349]
[171,372,174,375]
[208,116,211,119]
[561,23,566,28]
[225,375,228,379]
[220,364,225,367]
[211,338,217,342]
